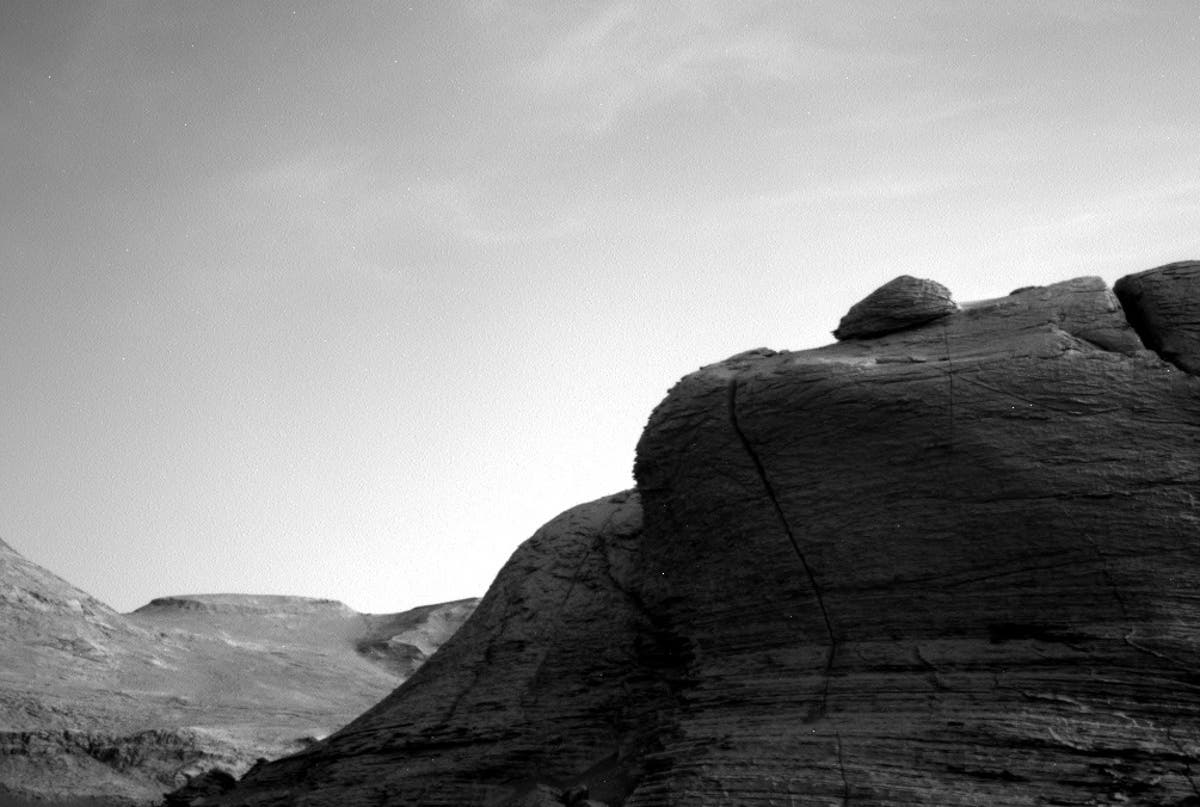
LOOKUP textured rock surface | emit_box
[186,266,1200,806]
[833,275,957,339]
[1115,259,1200,373]
[163,767,237,806]
[628,273,1199,804]
[192,491,667,807]
[0,538,475,804]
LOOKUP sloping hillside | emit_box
[0,537,475,805]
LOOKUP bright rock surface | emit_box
[0,536,475,805]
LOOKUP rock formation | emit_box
[182,491,669,806]
[628,271,1198,804]
[1115,260,1200,374]
[152,262,1200,804]
[0,538,476,805]
[832,274,957,339]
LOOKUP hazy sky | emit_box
[2,1,1198,614]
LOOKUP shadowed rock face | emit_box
[193,491,672,807]
[192,265,1200,806]
[833,275,957,340]
[630,274,1199,803]
[1115,260,1200,374]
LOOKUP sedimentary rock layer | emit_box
[199,266,1200,806]
[629,275,1200,804]
[196,491,671,806]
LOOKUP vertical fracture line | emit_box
[835,731,851,806]
[942,322,956,451]
[728,377,838,718]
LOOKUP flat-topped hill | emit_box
[134,595,357,615]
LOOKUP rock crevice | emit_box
[726,377,838,720]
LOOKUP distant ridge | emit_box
[134,594,356,616]
[0,542,478,803]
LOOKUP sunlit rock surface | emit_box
[189,264,1200,806]
[0,537,475,805]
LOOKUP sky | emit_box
[2,1,1198,615]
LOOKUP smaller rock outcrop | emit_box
[833,275,957,340]
[1114,259,1200,374]
[164,767,238,806]
[356,599,479,677]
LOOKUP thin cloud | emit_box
[842,91,1028,133]
[973,176,1200,281]
[518,3,819,133]
[239,156,353,199]
[700,173,975,228]
[234,155,585,273]
[1022,0,1146,25]
[394,177,587,245]
[1017,178,1200,240]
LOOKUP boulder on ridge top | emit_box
[833,274,956,340]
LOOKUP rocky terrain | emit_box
[191,261,1200,806]
[0,537,475,805]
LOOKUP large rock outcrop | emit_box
[628,273,1199,804]
[187,491,672,806]
[0,537,476,805]
[188,264,1200,806]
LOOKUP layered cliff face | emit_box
[0,538,476,805]
[195,262,1200,806]
[195,491,673,807]
[630,271,1200,804]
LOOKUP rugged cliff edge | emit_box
[190,262,1200,806]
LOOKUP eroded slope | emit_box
[0,541,476,805]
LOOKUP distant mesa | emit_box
[134,594,357,616]
[833,274,957,340]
